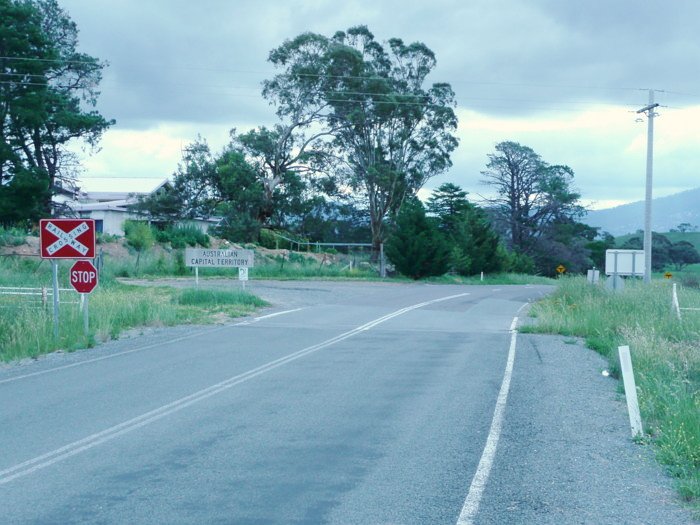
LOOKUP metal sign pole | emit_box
[51,260,59,339]
[83,293,89,336]
[380,243,386,278]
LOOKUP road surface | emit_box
[0,281,693,524]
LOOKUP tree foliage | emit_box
[427,183,501,275]
[136,135,327,243]
[481,141,591,275]
[621,233,700,271]
[0,0,113,222]
[385,198,449,279]
[481,141,584,252]
[265,26,459,251]
[669,240,700,270]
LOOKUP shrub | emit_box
[0,227,26,247]
[156,224,209,249]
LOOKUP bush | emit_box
[124,220,155,270]
[499,246,536,274]
[0,226,26,247]
[155,224,209,249]
[259,228,280,249]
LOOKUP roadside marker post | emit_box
[672,283,682,320]
[618,345,644,438]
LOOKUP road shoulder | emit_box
[477,333,696,524]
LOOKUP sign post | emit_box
[51,260,59,339]
[40,219,96,339]
[69,260,99,337]
[239,267,249,290]
[185,248,255,288]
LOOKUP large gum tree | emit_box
[264,26,458,252]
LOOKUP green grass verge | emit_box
[0,258,269,363]
[522,276,700,511]
[426,272,555,285]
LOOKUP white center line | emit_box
[0,294,468,484]
[456,314,520,525]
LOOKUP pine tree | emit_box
[385,199,449,279]
[428,183,501,275]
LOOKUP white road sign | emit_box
[185,248,254,268]
[239,267,249,281]
[605,249,645,276]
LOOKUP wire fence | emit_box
[0,286,80,308]
[264,231,387,276]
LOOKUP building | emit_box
[61,178,218,236]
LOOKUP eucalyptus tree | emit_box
[265,26,459,251]
[0,0,113,221]
[481,141,584,254]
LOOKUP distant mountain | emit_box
[583,187,700,236]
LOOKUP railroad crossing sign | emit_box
[556,264,566,274]
[69,260,99,294]
[40,219,96,259]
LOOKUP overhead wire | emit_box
[2,55,698,114]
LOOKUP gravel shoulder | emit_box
[478,332,697,524]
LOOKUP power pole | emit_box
[637,90,659,284]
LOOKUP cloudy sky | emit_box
[60,0,700,209]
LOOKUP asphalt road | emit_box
[0,281,694,524]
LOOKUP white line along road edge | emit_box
[0,293,468,485]
[456,313,521,525]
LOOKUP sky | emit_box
[59,0,700,210]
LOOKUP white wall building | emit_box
[60,178,217,236]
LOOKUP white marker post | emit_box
[672,283,682,320]
[618,345,644,438]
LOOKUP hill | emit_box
[584,187,700,236]
[615,231,700,252]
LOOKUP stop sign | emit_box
[70,260,99,294]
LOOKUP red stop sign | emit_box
[70,260,99,294]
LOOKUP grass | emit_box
[0,257,269,363]
[426,272,555,285]
[103,246,381,281]
[523,276,700,511]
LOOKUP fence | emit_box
[265,231,387,277]
[671,282,700,320]
[0,286,80,308]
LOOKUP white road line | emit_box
[0,294,468,484]
[0,308,304,386]
[456,315,520,525]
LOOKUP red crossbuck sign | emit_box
[40,219,96,259]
